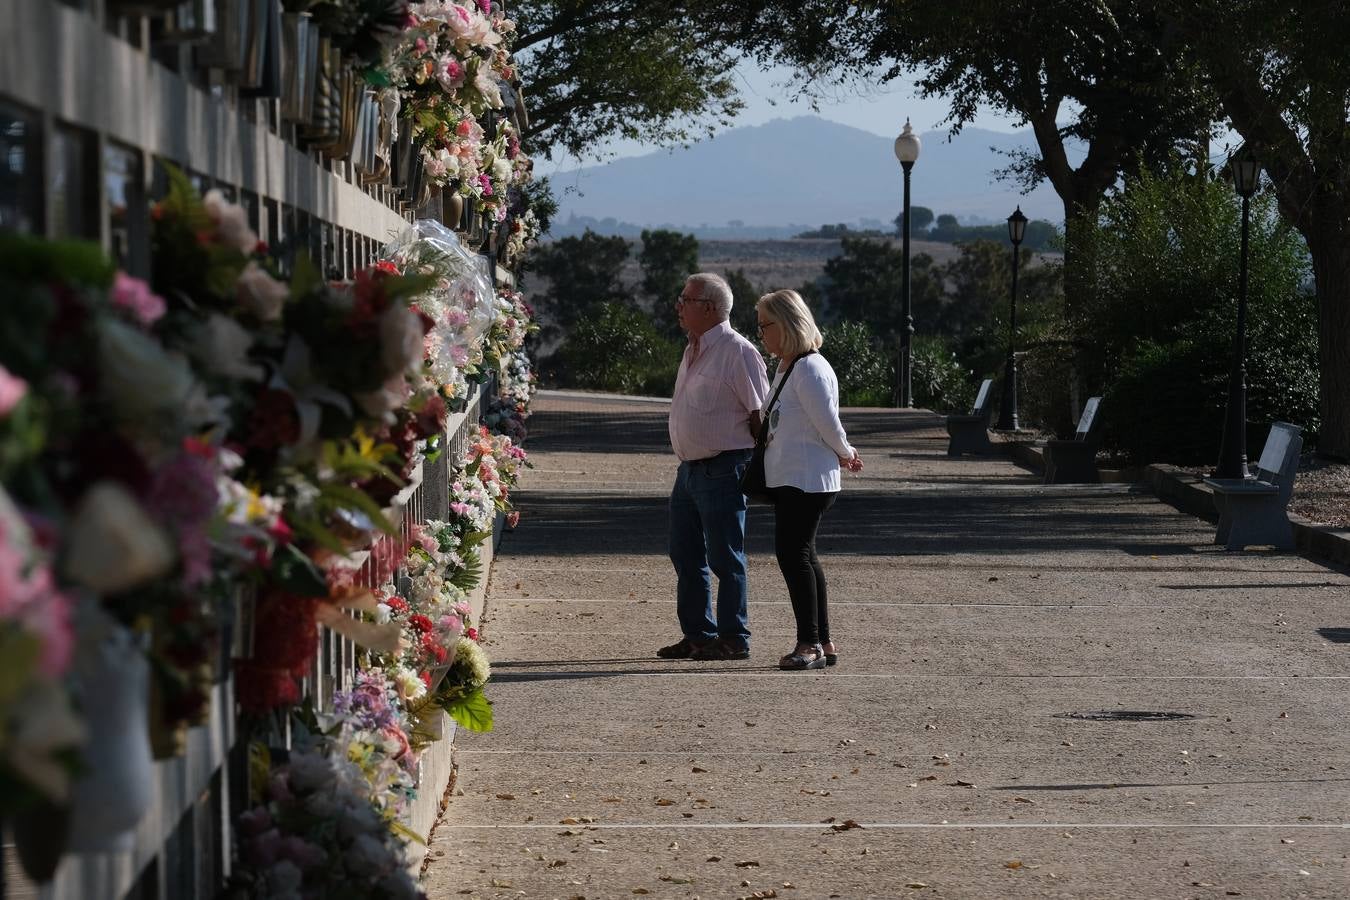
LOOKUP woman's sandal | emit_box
[822,642,838,667]
[778,644,827,670]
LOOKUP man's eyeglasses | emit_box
[676,294,712,309]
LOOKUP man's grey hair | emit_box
[685,273,734,320]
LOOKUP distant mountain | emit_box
[546,116,1077,239]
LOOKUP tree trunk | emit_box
[1304,202,1350,458]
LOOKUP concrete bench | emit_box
[1203,422,1302,550]
[946,378,995,456]
[1043,396,1104,484]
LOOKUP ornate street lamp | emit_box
[1215,144,1262,478]
[996,206,1028,430]
[893,119,921,407]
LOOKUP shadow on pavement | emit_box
[503,489,1213,559]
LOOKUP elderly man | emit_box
[658,273,770,661]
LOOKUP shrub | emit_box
[557,301,681,395]
[912,335,976,414]
[1074,162,1317,461]
[822,320,893,406]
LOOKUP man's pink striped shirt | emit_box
[668,320,769,462]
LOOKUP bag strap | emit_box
[755,350,815,448]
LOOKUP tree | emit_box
[528,229,631,337]
[736,1,1216,316]
[819,236,943,340]
[895,206,934,234]
[558,301,680,395]
[723,268,762,340]
[637,229,700,336]
[1168,1,1350,456]
[511,1,747,159]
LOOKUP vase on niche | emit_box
[68,617,155,854]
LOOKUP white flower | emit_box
[96,318,196,423]
[203,189,259,255]
[187,313,265,381]
[474,71,504,108]
[236,261,288,322]
[374,602,392,624]
[354,374,409,420]
[395,667,427,701]
[380,306,424,375]
[62,482,176,593]
[455,637,491,687]
[491,156,512,184]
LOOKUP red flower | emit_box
[386,596,409,614]
[374,260,401,275]
[466,627,479,641]
[245,389,301,449]
[408,614,433,634]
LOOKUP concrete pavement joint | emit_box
[434,822,1350,830]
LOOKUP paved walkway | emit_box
[423,392,1350,899]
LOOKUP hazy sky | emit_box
[541,61,1026,176]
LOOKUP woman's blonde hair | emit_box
[757,289,823,359]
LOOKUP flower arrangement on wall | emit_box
[0,157,539,884]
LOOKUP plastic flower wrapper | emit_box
[380,220,495,390]
[416,634,492,733]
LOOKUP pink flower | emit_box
[0,366,28,416]
[505,510,520,529]
[110,271,167,326]
[476,0,490,13]
[478,174,493,196]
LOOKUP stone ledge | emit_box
[1145,464,1350,567]
[1006,439,1350,566]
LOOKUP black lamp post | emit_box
[996,206,1028,430]
[1215,145,1262,479]
[893,119,921,407]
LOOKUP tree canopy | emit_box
[511,0,747,159]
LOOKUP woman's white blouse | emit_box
[762,353,855,493]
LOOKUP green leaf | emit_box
[269,543,330,597]
[444,687,493,732]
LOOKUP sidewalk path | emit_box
[423,392,1350,899]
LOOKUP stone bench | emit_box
[946,378,995,456]
[1203,422,1302,550]
[1044,396,1104,484]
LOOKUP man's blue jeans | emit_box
[669,449,753,648]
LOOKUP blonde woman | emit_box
[755,290,863,671]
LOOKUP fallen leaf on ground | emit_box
[660,875,694,884]
[906,884,928,890]
[654,798,676,806]
[1005,861,1023,869]
[495,793,515,800]
[547,860,567,868]
[559,817,580,825]
[707,855,723,862]
[738,891,777,900]
[692,766,708,773]
[632,890,650,895]
[920,775,938,781]
[950,780,977,788]
[831,819,864,831]
[491,879,513,888]
[602,796,623,803]
[735,860,761,868]
[1013,797,1033,803]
